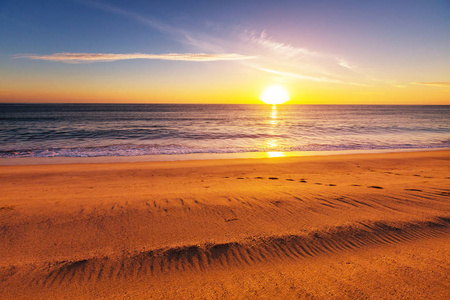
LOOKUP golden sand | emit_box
[0,151,449,299]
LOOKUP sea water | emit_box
[1,104,449,158]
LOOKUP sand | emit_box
[0,150,449,299]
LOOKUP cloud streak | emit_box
[76,0,178,35]
[249,31,319,58]
[15,52,256,63]
[258,67,370,86]
[336,58,355,69]
[411,82,450,88]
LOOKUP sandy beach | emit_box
[0,150,449,299]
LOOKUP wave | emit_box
[1,141,449,158]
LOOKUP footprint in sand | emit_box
[271,200,282,206]
[351,184,361,187]
[0,206,15,211]
[368,186,383,189]
[327,184,337,186]
[315,183,322,185]
[299,179,307,183]
[405,189,422,192]
[285,179,295,181]
[237,177,244,179]
[225,218,238,222]
[268,177,279,180]
[254,177,264,179]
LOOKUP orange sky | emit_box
[2,76,449,105]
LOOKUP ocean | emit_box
[1,104,449,159]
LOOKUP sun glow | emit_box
[260,85,290,105]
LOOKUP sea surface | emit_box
[0,104,449,158]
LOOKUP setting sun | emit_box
[260,85,290,105]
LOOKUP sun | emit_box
[260,85,290,105]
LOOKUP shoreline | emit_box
[1,147,448,166]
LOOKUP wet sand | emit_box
[0,151,449,299]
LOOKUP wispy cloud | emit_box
[258,67,370,86]
[247,31,358,70]
[15,52,256,63]
[411,82,450,88]
[76,0,178,35]
[258,67,334,82]
[336,58,355,69]
[248,31,319,58]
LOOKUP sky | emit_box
[1,0,449,104]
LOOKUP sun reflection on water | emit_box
[266,138,278,148]
[265,105,283,157]
[270,105,278,125]
[267,151,285,158]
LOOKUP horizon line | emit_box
[1,102,448,106]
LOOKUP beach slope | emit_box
[1,151,449,299]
